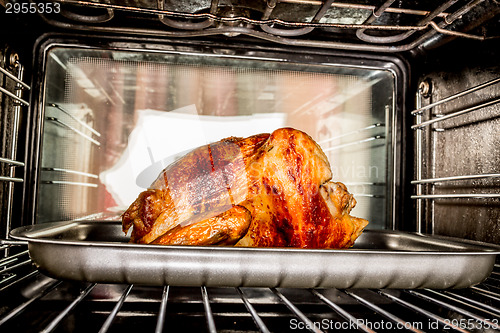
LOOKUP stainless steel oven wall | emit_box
[412,45,500,244]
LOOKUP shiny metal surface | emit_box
[35,0,499,53]
[10,221,500,289]
[413,72,500,243]
[0,57,29,240]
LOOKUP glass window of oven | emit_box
[38,47,395,230]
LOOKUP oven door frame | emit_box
[20,33,410,232]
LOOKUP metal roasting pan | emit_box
[10,221,500,289]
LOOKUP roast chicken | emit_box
[122,128,368,248]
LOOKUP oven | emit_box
[0,1,499,332]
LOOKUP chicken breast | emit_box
[122,128,368,248]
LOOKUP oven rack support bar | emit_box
[445,291,500,316]
[351,193,385,198]
[155,285,170,333]
[312,289,376,333]
[236,288,271,333]
[45,117,101,146]
[0,157,24,167]
[322,135,385,152]
[428,289,500,318]
[0,86,29,106]
[411,193,500,199]
[40,283,96,333]
[378,290,469,333]
[2,63,27,238]
[0,274,22,290]
[0,176,23,183]
[342,290,423,333]
[41,180,98,188]
[271,288,324,333]
[0,239,27,246]
[42,167,98,179]
[0,66,30,90]
[0,280,62,327]
[47,103,101,137]
[411,173,500,184]
[415,88,424,233]
[0,258,31,275]
[0,249,28,266]
[0,156,24,182]
[0,270,38,293]
[342,182,386,186]
[201,286,218,333]
[411,97,500,130]
[318,123,384,144]
[406,290,500,328]
[471,287,500,302]
[411,77,500,115]
[98,284,133,333]
[477,283,500,296]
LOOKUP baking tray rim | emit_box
[10,220,500,255]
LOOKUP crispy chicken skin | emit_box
[122,128,368,248]
[151,205,251,246]
[122,133,269,244]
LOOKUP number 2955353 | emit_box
[5,2,61,14]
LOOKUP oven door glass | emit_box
[38,46,395,229]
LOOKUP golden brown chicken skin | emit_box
[122,128,368,248]
[122,133,269,244]
[151,205,251,246]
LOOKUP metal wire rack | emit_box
[0,57,30,239]
[412,76,500,234]
[37,0,500,52]
[0,64,29,182]
[0,246,499,333]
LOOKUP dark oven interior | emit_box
[1,1,500,332]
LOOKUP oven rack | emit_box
[318,122,387,200]
[0,158,24,183]
[38,0,499,53]
[412,77,500,198]
[412,75,500,236]
[0,245,499,333]
[41,103,100,192]
[47,103,101,139]
[45,103,101,146]
[0,243,34,292]
[0,63,29,183]
[0,57,30,239]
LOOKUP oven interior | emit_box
[1,1,499,332]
